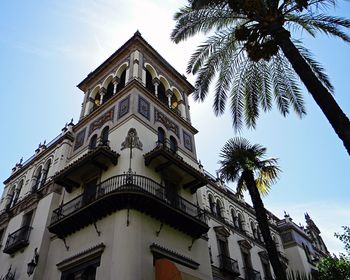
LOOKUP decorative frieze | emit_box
[118,96,130,119]
[89,108,114,136]
[138,96,150,120]
[154,108,179,137]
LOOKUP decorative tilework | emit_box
[118,96,130,119]
[89,107,115,136]
[183,131,193,152]
[74,128,86,150]
[154,108,179,137]
[138,96,150,120]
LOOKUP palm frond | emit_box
[294,41,334,93]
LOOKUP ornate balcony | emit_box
[144,142,208,193]
[48,173,208,238]
[244,268,262,280]
[53,146,119,192]
[218,254,240,276]
[3,225,32,254]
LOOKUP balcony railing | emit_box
[218,254,240,276]
[244,268,262,280]
[3,225,32,254]
[49,173,208,238]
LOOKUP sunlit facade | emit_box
[0,32,329,280]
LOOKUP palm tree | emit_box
[171,0,350,155]
[218,137,285,279]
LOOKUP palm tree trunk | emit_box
[273,27,350,155]
[243,170,287,280]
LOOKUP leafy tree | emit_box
[318,256,350,280]
[171,0,350,155]
[218,137,286,279]
[335,226,350,258]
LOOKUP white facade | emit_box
[0,32,328,280]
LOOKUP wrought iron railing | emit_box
[244,267,262,280]
[51,173,206,225]
[3,225,32,254]
[218,254,240,275]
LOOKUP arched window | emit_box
[216,199,223,218]
[101,126,109,146]
[169,136,177,153]
[238,213,245,231]
[157,127,165,145]
[231,209,238,227]
[11,180,24,207]
[115,69,126,94]
[257,226,262,241]
[251,222,257,239]
[6,185,15,210]
[41,159,52,187]
[94,93,101,109]
[104,82,114,103]
[158,82,167,106]
[146,69,155,94]
[89,134,98,149]
[208,194,216,215]
[32,166,42,192]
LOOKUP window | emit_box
[22,210,34,227]
[89,134,98,149]
[115,69,126,94]
[32,166,42,192]
[208,195,216,215]
[216,199,223,218]
[251,222,257,239]
[6,186,15,210]
[231,209,238,227]
[157,127,165,145]
[100,126,109,146]
[238,213,245,231]
[158,82,167,106]
[41,159,52,187]
[94,93,101,109]
[81,266,97,280]
[169,136,177,153]
[145,69,155,94]
[104,82,114,103]
[257,226,262,242]
[11,180,23,207]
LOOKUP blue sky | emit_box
[0,0,349,255]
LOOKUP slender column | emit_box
[112,76,120,94]
[152,77,160,97]
[166,89,173,108]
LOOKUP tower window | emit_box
[115,69,126,94]
[208,195,216,215]
[104,82,114,103]
[100,126,109,146]
[157,128,165,145]
[146,69,155,94]
[89,134,98,149]
[169,136,177,153]
[158,82,167,106]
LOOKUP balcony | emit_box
[218,254,240,276]
[48,173,209,238]
[144,142,208,193]
[244,268,262,280]
[53,146,119,192]
[3,225,32,254]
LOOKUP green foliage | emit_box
[317,256,350,280]
[335,226,350,258]
[171,0,350,132]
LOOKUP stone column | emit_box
[166,89,173,108]
[112,76,120,94]
[152,77,160,97]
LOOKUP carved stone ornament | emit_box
[154,108,179,137]
[89,108,114,136]
[121,128,143,151]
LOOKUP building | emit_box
[0,32,329,280]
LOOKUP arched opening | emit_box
[158,82,167,106]
[89,134,98,149]
[101,126,109,146]
[169,136,177,153]
[11,180,23,207]
[231,209,237,227]
[216,199,223,218]
[115,69,126,94]
[6,185,16,210]
[32,166,43,192]
[94,93,101,109]
[257,226,262,241]
[157,127,165,145]
[171,94,179,115]
[104,82,114,103]
[41,159,52,187]
[146,69,155,94]
[251,222,257,239]
[208,194,216,215]
[238,213,245,231]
